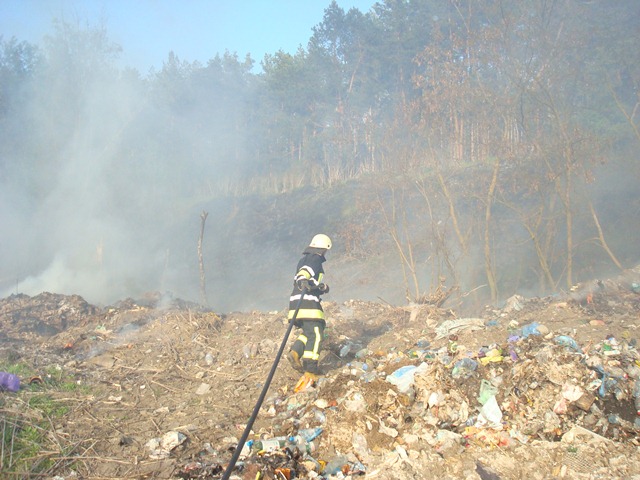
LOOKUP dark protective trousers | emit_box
[290,320,325,375]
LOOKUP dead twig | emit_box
[149,417,162,435]
[82,407,125,435]
[114,365,164,373]
[149,379,180,394]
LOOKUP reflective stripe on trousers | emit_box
[301,326,321,361]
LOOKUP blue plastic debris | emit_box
[553,335,582,353]
[521,322,541,338]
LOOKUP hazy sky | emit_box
[0,0,376,72]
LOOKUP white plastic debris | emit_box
[145,431,187,459]
[386,362,429,393]
[475,395,503,430]
[195,383,211,395]
[435,318,485,339]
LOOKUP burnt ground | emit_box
[1,270,640,480]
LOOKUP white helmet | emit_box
[309,234,332,250]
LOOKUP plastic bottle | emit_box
[239,442,252,458]
[297,427,323,442]
[249,438,287,452]
[339,342,353,357]
[0,372,20,392]
[287,435,316,454]
[478,379,498,405]
[286,427,322,454]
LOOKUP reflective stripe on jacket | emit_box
[289,252,326,321]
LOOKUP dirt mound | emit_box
[1,279,640,479]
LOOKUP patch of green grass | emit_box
[58,380,91,394]
[1,409,56,475]
[44,364,67,384]
[0,360,84,476]
[28,394,69,417]
[0,361,34,378]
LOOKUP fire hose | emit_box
[220,289,306,480]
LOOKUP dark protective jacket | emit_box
[288,251,326,323]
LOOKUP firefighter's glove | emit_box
[318,283,330,294]
[296,278,311,291]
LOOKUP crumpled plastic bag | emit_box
[475,395,503,430]
[435,318,485,339]
[145,431,187,459]
[386,362,429,393]
[0,372,20,392]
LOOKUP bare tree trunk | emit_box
[415,179,460,288]
[563,146,574,288]
[198,211,209,306]
[499,194,558,291]
[436,169,467,254]
[484,159,500,302]
[608,83,640,143]
[589,201,623,270]
[377,189,421,302]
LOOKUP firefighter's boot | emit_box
[287,350,304,373]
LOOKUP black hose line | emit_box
[220,293,305,480]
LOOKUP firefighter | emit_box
[287,234,332,392]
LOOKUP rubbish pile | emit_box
[172,293,640,479]
[1,274,640,479]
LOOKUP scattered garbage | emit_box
[3,284,640,479]
[476,395,503,430]
[435,317,485,339]
[451,357,478,379]
[248,437,288,453]
[521,322,542,338]
[0,371,20,392]
[554,335,583,353]
[146,431,187,459]
[503,294,525,312]
[478,379,498,404]
[385,362,429,393]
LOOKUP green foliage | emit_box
[3,1,637,193]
